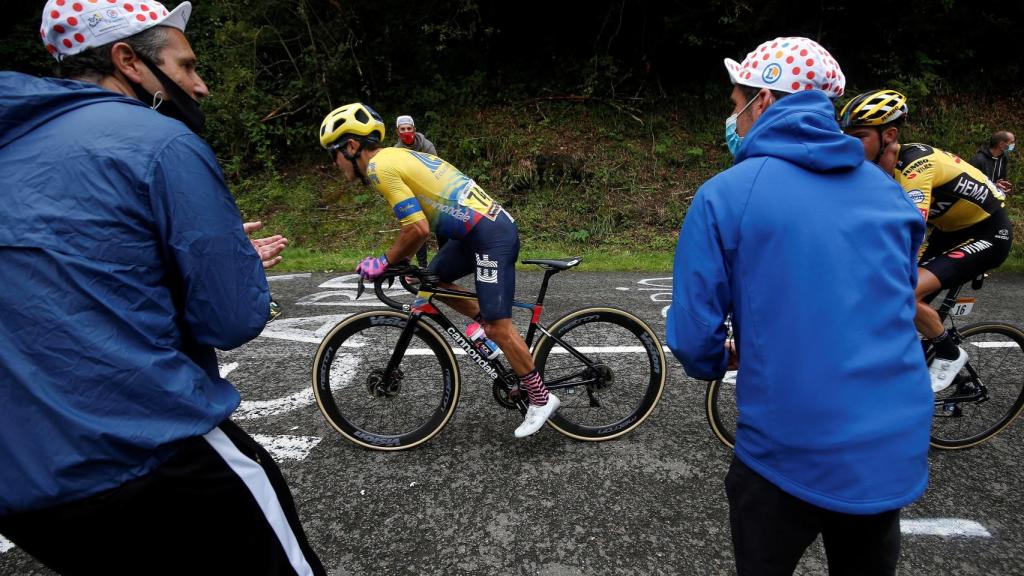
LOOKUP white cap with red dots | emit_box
[724,37,845,99]
[40,0,191,61]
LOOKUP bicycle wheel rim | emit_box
[931,322,1024,449]
[706,378,737,449]
[313,312,459,450]
[537,308,665,440]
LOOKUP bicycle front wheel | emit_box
[706,375,737,449]
[533,307,666,440]
[931,322,1024,449]
[312,310,461,450]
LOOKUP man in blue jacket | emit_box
[666,37,932,575]
[0,2,324,574]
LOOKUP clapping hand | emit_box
[244,221,289,269]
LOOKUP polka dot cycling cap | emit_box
[40,0,192,61]
[724,36,845,99]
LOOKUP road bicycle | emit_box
[706,274,1024,450]
[312,258,667,450]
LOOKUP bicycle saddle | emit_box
[521,257,583,270]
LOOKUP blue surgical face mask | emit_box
[725,92,760,157]
[1007,142,1016,153]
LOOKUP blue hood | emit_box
[735,90,864,173]
[0,72,147,149]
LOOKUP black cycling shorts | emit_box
[427,208,519,321]
[919,209,1012,288]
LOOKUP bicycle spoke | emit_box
[932,325,1024,447]
[535,308,665,440]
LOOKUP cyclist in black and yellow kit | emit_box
[318,102,560,438]
[839,89,1013,392]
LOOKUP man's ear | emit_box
[110,42,145,84]
[754,87,775,116]
[882,125,900,146]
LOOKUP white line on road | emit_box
[252,434,322,461]
[259,314,354,344]
[318,274,362,288]
[219,362,239,378]
[901,518,991,537]
[0,536,14,554]
[235,388,316,420]
[267,273,312,282]
[970,342,1020,349]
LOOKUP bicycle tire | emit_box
[532,307,666,440]
[706,377,737,449]
[930,321,1024,449]
[312,310,461,451]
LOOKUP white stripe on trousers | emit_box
[204,426,316,576]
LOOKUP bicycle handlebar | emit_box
[355,263,438,310]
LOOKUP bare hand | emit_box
[996,179,1013,194]
[244,221,289,269]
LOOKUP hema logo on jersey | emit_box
[476,254,498,284]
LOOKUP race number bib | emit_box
[951,297,975,317]
[457,180,496,216]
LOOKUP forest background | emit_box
[5,0,1023,271]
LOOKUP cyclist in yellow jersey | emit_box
[318,103,559,438]
[839,90,1013,392]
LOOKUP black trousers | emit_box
[725,456,901,576]
[0,420,327,576]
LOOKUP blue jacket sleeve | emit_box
[665,183,732,380]
[148,134,270,350]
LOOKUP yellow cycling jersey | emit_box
[894,143,1006,232]
[365,147,501,240]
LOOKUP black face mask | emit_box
[127,54,206,135]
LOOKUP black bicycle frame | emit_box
[377,267,604,395]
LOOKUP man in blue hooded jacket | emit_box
[0,2,324,574]
[666,37,932,575]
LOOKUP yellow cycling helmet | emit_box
[837,89,908,130]
[319,102,386,149]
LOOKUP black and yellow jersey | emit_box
[895,143,1006,232]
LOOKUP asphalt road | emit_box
[3,270,1024,575]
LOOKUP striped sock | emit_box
[520,370,549,406]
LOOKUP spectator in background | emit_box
[666,37,931,576]
[394,114,441,266]
[0,2,324,574]
[969,131,1015,194]
[394,114,438,156]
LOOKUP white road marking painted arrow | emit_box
[252,434,322,461]
[901,518,991,537]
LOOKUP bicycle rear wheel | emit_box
[532,307,666,440]
[931,322,1024,449]
[312,310,460,450]
[706,374,738,449]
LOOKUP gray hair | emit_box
[58,26,170,82]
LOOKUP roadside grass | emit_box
[240,91,1024,273]
[271,245,675,273]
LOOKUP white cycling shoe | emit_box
[929,347,968,393]
[514,394,561,438]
